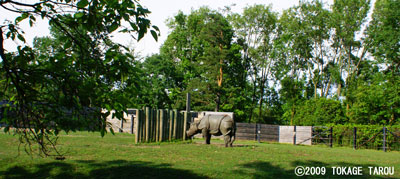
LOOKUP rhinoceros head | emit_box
[186,121,200,137]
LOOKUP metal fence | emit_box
[312,126,400,152]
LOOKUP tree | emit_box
[331,0,370,100]
[364,0,400,124]
[274,5,311,125]
[161,7,247,120]
[0,0,158,156]
[135,54,184,109]
[229,5,278,123]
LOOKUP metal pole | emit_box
[186,93,191,112]
[353,127,357,150]
[383,126,386,152]
[329,127,333,148]
[130,114,134,134]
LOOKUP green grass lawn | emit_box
[0,131,399,179]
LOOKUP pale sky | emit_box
[1,0,334,57]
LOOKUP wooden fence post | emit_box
[130,114,134,134]
[155,109,159,142]
[293,125,297,145]
[149,108,153,142]
[177,112,181,139]
[135,109,140,144]
[383,126,386,152]
[154,109,157,141]
[158,109,163,142]
[165,109,168,141]
[145,107,150,142]
[180,112,183,139]
[257,123,261,143]
[353,127,357,150]
[173,109,178,139]
[141,110,145,142]
[151,109,157,142]
[183,111,188,140]
[169,110,173,141]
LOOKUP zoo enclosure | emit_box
[108,112,400,151]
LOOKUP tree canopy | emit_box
[0,0,158,156]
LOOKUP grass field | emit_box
[0,131,399,179]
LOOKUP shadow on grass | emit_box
[1,160,207,179]
[235,160,390,179]
[234,161,293,178]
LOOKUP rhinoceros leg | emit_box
[229,133,235,147]
[221,127,232,147]
[202,128,211,144]
[224,135,231,147]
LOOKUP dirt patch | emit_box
[192,141,254,148]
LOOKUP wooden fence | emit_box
[134,107,190,144]
[236,123,279,142]
[106,111,312,146]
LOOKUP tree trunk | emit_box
[325,77,332,97]
[215,32,224,112]
[337,83,341,98]
[258,69,266,122]
[248,70,258,123]
[215,93,220,112]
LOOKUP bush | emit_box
[292,98,346,126]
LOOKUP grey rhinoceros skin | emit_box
[186,114,236,147]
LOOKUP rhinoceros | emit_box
[186,114,236,147]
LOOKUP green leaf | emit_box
[17,34,25,43]
[150,30,158,41]
[130,22,138,31]
[77,0,89,8]
[152,25,160,32]
[15,13,29,23]
[74,12,84,19]
[64,40,72,49]
[109,23,118,32]
[138,31,144,41]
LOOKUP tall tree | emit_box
[0,0,158,156]
[331,0,371,99]
[162,7,245,116]
[275,5,311,124]
[229,5,278,122]
[364,0,400,124]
